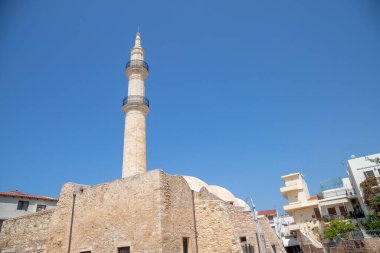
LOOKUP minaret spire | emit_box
[122,33,150,178]
[134,32,142,48]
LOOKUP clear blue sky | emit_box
[1,0,379,211]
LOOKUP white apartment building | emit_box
[258,210,301,252]
[347,153,380,214]
[318,177,363,222]
[0,190,58,230]
[274,215,300,252]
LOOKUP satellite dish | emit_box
[351,155,356,159]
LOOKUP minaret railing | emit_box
[122,95,149,107]
[126,60,149,72]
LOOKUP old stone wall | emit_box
[160,174,196,252]
[227,205,260,252]
[258,217,285,253]
[0,209,53,253]
[195,199,242,253]
[324,238,380,253]
[0,170,287,253]
[47,170,164,253]
[227,205,286,253]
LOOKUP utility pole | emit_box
[249,198,264,253]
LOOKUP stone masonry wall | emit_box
[160,174,196,252]
[227,205,260,252]
[258,217,285,253]
[0,170,286,253]
[195,188,243,253]
[0,209,53,253]
[227,205,286,253]
[325,238,380,253]
[47,170,163,253]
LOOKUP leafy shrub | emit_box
[324,220,356,240]
[361,211,380,230]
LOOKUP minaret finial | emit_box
[134,31,142,48]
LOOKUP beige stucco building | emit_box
[0,33,284,253]
[280,173,323,252]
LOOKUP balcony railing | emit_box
[318,189,356,200]
[122,96,149,107]
[285,181,298,187]
[126,60,149,72]
[322,214,349,222]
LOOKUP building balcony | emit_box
[318,189,356,204]
[283,200,319,212]
[122,96,149,107]
[280,182,303,196]
[126,60,149,72]
[283,201,302,212]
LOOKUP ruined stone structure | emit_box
[0,33,285,253]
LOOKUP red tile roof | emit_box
[257,209,277,216]
[0,190,58,202]
[308,195,318,200]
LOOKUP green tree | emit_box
[361,211,380,230]
[370,192,380,206]
[324,220,356,240]
[366,157,380,165]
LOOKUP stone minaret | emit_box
[122,32,149,178]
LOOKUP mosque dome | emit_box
[182,175,210,192]
[234,198,248,208]
[208,185,236,203]
[182,176,244,206]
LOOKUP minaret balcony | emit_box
[126,60,149,72]
[122,95,149,108]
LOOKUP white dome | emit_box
[182,175,209,192]
[234,198,248,208]
[208,185,236,203]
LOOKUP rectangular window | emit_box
[0,220,4,233]
[183,237,189,253]
[17,201,29,211]
[118,247,130,253]
[36,204,46,212]
[364,170,375,179]
[327,207,337,216]
[339,206,348,216]
[80,251,91,253]
[240,236,247,243]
